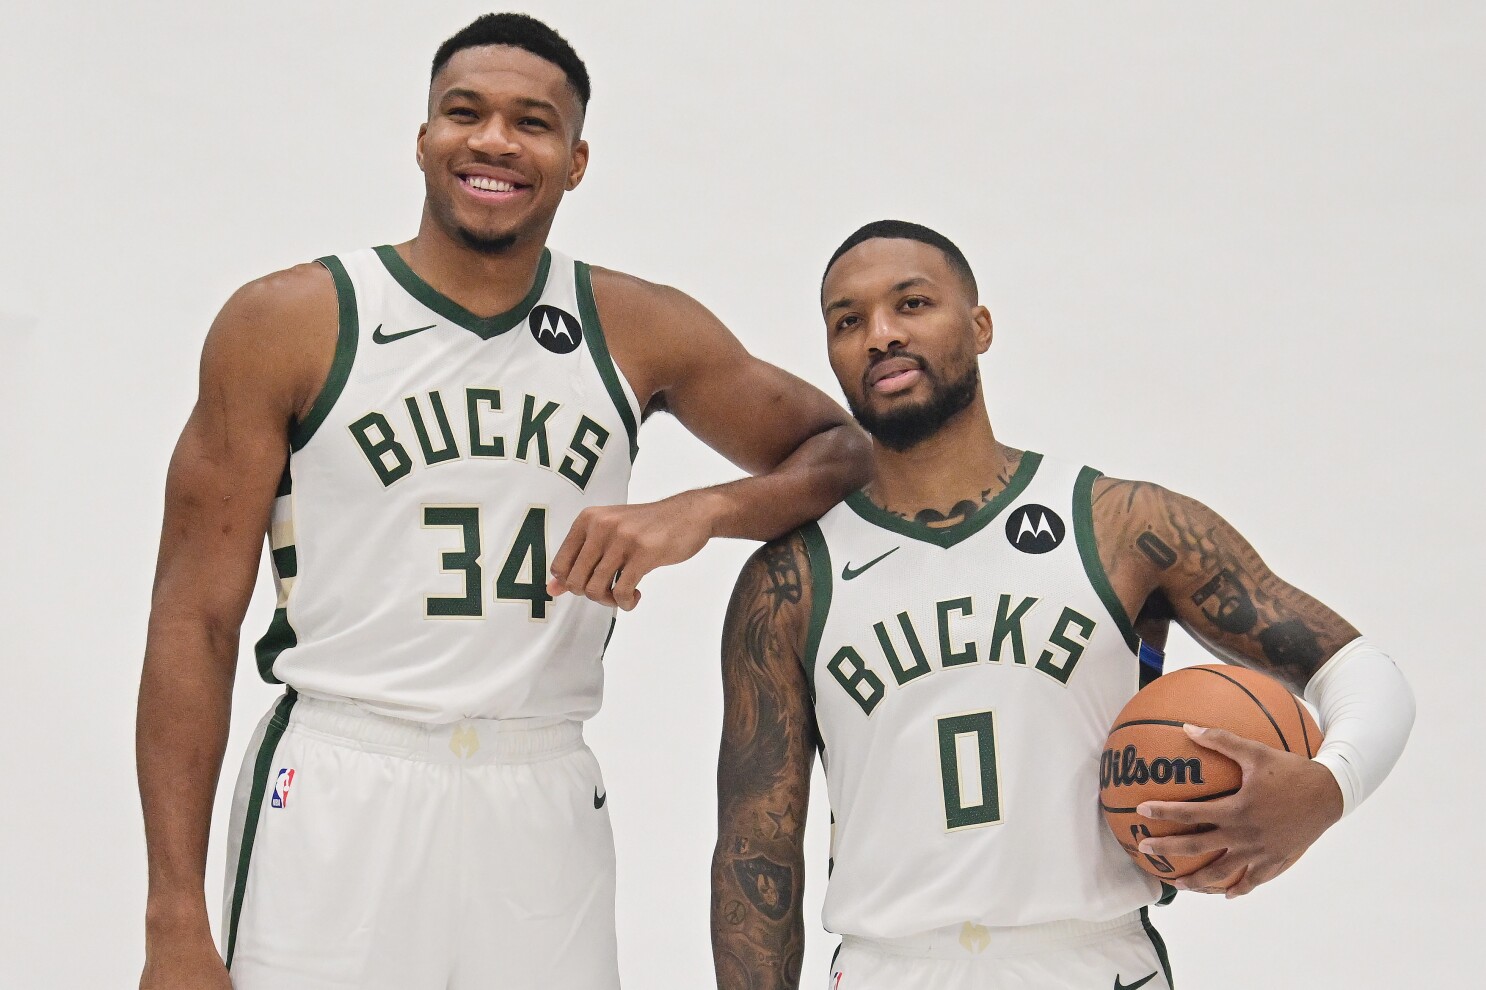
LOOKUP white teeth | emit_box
[465,175,516,192]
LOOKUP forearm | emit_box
[137,615,238,936]
[692,422,870,542]
[711,827,805,990]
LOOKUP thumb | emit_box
[1183,723,1265,763]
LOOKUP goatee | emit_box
[848,357,980,452]
[455,227,519,255]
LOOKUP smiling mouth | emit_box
[459,175,529,199]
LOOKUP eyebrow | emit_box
[512,96,561,115]
[436,92,562,117]
[824,277,931,315]
[438,87,486,107]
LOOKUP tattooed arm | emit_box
[1092,479,1358,692]
[713,534,818,990]
[1092,478,1358,896]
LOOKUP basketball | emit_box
[1099,664,1322,880]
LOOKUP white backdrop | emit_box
[2,2,1480,986]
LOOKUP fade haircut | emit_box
[822,220,978,301]
[431,13,590,109]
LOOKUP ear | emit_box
[566,139,589,191]
[415,122,428,172]
[971,305,993,354]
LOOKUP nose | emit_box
[866,308,907,354]
[468,116,521,157]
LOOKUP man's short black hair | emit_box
[823,220,978,301]
[431,13,590,109]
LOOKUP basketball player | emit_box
[136,14,872,990]
[710,221,1414,989]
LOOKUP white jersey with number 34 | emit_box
[255,245,639,723]
[802,453,1161,936]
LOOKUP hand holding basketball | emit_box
[1136,722,1343,897]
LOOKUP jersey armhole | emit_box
[575,261,640,462]
[799,521,833,701]
[1071,466,1139,655]
[289,256,360,452]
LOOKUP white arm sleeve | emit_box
[1303,637,1415,817]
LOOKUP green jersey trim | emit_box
[372,244,552,340]
[289,256,360,451]
[843,451,1043,549]
[799,522,833,701]
[575,261,640,461]
[1139,905,1176,987]
[255,609,295,683]
[225,691,297,970]
[1072,466,1139,654]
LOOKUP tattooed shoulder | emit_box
[1092,476,1358,689]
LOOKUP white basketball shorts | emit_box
[221,692,619,989]
[827,910,1173,990]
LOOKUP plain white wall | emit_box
[2,1,1479,986]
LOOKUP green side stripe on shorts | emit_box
[1140,905,1175,987]
[225,692,297,969]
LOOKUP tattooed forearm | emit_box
[1093,478,1359,692]
[714,533,816,990]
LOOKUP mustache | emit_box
[863,348,931,388]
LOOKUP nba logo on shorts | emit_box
[271,768,295,809]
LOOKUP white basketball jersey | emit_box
[255,246,639,723]
[802,453,1162,937]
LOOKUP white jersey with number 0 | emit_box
[255,245,639,723]
[802,453,1162,937]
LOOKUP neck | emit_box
[866,399,1017,524]
[401,206,554,317]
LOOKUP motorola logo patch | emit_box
[528,305,583,354]
[1005,504,1065,554]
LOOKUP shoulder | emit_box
[586,265,699,324]
[1089,475,1216,531]
[218,261,336,330]
[585,266,742,407]
[728,530,815,635]
[201,261,339,413]
[1087,473,1232,585]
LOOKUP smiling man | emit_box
[710,221,1415,990]
[136,14,868,990]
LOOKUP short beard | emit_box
[848,359,980,452]
[453,226,518,255]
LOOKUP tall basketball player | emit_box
[711,221,1415,989]
[136,14,871,990]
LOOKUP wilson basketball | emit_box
[1099,663,1321,880]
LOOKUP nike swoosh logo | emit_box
[1114,973,1158,990]
[841,546,899,581]
[594,788,607,809]
[372,323,436,344]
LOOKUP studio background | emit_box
[2,2,1479,986]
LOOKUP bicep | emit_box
[150,280,324,636]
[1144,488,1360,692]
[628,284,848,474]
[718,537,818,808]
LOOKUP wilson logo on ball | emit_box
[1099,745,1205,788]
